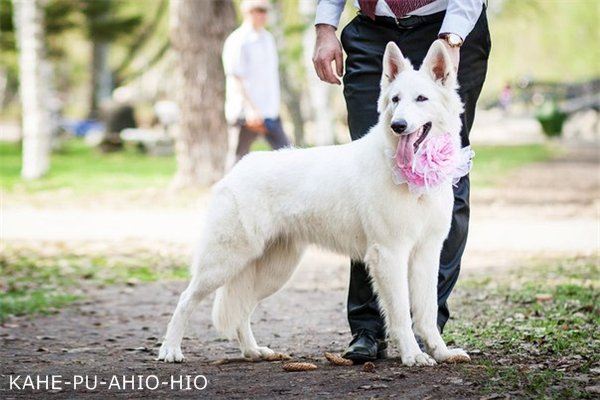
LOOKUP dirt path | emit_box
[0,145,598,399]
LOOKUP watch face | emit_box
[447,34,462,47]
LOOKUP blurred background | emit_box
[0,0,598,347]
[1,0,598,186]
[0,3,598,396]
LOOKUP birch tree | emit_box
[169,0,236,188]
[13,0,52,179]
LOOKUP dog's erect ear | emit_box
[421,40,456,87]
[381,42,409,88]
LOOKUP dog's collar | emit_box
[388,133,474,195]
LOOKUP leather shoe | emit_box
[342,330,387,363]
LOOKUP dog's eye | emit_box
[391,96,400,103]
[416,95,429,102]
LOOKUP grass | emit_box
[0,244,190,323]
[0,138,558,194]
[446,256,599,399]
[0,139,176,192]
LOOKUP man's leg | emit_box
[235,124,258,162]
[340,9,490,359]
[264,118,290,150]
[437,8,491,331]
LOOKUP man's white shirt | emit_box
[315,0,485,40]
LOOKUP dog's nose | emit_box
[391,119,408,134]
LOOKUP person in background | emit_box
[313,0,491,362]
[222,0,290,169]
[99,87,137,153]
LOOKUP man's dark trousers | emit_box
[340,7,491,339]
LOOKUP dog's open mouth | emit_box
[395,122,432,167]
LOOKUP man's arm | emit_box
[438,0,485,71]
[232,75,263,126]
[313,0,346,85]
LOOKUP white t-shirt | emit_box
[222,22,281,122]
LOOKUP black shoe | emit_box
[342,330,387,363]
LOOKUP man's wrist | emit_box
[438,32,464,48]
[316,23,337,35]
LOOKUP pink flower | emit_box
[394,133,460,192]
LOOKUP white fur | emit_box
[158,41,469,366]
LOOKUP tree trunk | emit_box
[89,40,112,119]
[13,0,52,179]
[169,0,236,188]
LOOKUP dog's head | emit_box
[378,41,464,164]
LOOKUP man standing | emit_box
[313,0,490,362]
[223,0,290,168]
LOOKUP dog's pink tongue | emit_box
[395,134,417,167]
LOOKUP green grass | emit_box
[0,245,189,322]
[0,139,176,192]
[470,143,559,187]
[446,257,599,399]
[0,139,557,194]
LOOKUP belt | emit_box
[358,10,445,29]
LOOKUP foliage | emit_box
[483,0,600,99]
[0,0,169,114]
[446,256,599,399]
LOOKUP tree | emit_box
[169,0,236,188]
[12,0,52,179]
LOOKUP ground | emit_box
[0,145,598,399]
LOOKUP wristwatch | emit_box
[438,33,464,48]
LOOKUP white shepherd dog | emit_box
[158,40,471,367]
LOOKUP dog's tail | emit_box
[212,265,258,339]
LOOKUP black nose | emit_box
[391,119,408,134]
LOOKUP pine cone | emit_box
[282,362,318,372]
[324,352,354,366]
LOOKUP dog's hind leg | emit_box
[409,238,470,363]
[212,238,304,360]
[157,247,256,363]
[158,191,267,363]
[366,244,437,367]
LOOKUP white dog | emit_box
[158,41,471,367]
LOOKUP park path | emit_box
[0,144,598,399]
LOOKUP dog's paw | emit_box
[402,351,437,367]
[157,343,184,363]
[242,346,275,360]
[263,352,292,361]
[435,348,471,364]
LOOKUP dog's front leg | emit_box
[410,238,470,364]
[365,245,436,367]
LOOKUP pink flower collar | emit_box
[389,132,474,195]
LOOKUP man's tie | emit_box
[358,0,436,20]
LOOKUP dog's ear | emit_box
[421,40,456,87]
[381,42,409,89]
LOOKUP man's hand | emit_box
[313,24,343,85]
